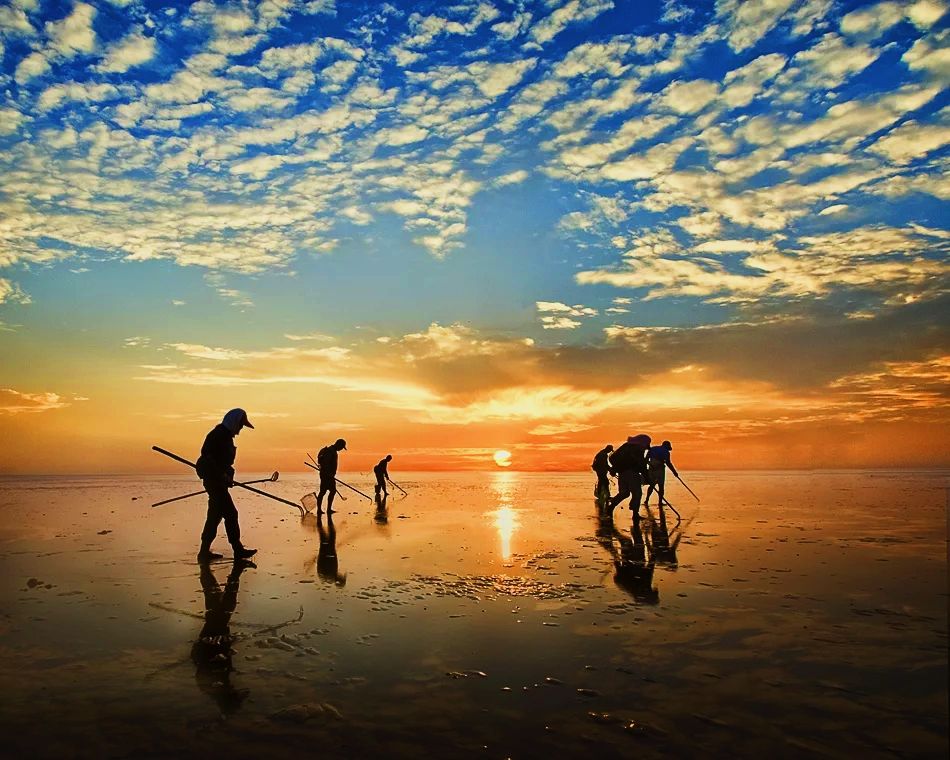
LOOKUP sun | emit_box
[493,450,512,468]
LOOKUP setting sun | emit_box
[493,450,512,468]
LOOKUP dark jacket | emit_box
[317,446,339,477]
[373,459,388,477]
[196,424,236,483]
[592,448,612,473]
[609,441,648,476]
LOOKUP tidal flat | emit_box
[0,471,946,759]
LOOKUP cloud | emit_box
[660,78,720,114]
[97,30,156,73]
[46,1,97,58]
[870,117,950,163]
[0,388,70,414]
[530,0,614,45]
[0,278,31,305]
[716,0,798,52]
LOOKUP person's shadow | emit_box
[192,559,254,715]
[317,512,347,587]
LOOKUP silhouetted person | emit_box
[192,559,253,715]
[644,440,679,507]
[374,454,393,499]
[195,408,257,562]
[316,438,346,513]
[591,444,613,500]
[317,511,347,587]
[613,518,659,604]
[607,434,651,517]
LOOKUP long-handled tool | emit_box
[151,471,279,508]
[674,473,700,502]
[303,459,373,501]
[388,479,408,497]
[152,446,301,513]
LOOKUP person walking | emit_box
[607,434,651,517]
[195,408,257,562]
[315,438,346,514]
[644,440,679,508]
[374,454,394,500]
[591,444,613,499]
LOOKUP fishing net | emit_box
[300,492,318,514]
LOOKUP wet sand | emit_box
[0,470,946,758]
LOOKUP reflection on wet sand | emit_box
[488,471,522,563]
[317,512,347,587]
[374,493,389,528]
[1,472,947,759]
[192,560,253,715]
[596,512,659,604]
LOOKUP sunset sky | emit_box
[0,0,947,473]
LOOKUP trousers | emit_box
[200,481,241,548]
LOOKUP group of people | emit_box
[192,408,683,563]
[194,409,399,562]
[591,434,679,518]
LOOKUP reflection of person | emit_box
[644,440,678,507]
[595,511,659,604]
[316,438,346,514]
[195,408,257,562]
[650,506,680,567]
[591,445,613,499]
[607,434,651,517]
[374,499,389,526]
[613,518,659,605]
[192,559,253,715]
[374,455,393,499]
[317,512,347,587]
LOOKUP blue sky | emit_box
[0,0,947,471]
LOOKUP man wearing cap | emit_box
[644,440,679,508]
[315,438,347,514]
[195,408,257,562]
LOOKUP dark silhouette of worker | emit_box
[192,559,253,715]
[195,408,257,562]
[607,434,651,517]
[644,440,679,508]
[591,444,613,500]
[374,454,394,499]
[315,438,346,514]
[316,511,346,587]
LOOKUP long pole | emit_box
[152,473,279,508]
[389,480,408,497]
[152,446,302,512]
[303,460,373,501]
[675,473,700,502]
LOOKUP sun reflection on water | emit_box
[488,471,521,562]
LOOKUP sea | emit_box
[0,470,946,758]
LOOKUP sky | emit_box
[0,0,947,474]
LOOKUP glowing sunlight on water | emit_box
[488,471,521,561]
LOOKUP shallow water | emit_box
[0,471,946,758]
